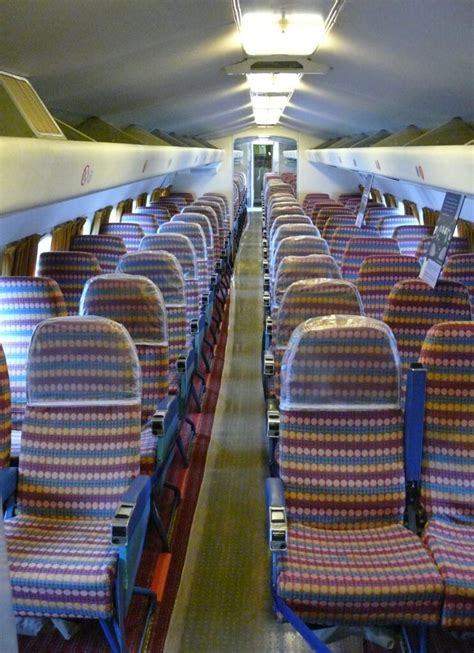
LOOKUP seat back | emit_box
[134,206,171,221]
[341,236,400,281]
[279,315,404,529]
[415,236,470,263]
[0,277,67,429]
[140,233,200,321]
[271,236,329,283]
[330,226,379,264]
[419,321,474,524]
[442,253,474,312]
[357,254,421,319]
[269,215,312,244]
[393,225,434,256]
[159,220,209,296]
[314,206,352,231]
[80,273,169,423]
[270,223,320,255]
[0,344,11,468]
[71,234,127,272]
[374,215,420,238]
[18,316,141,519]
[172,213,215,274]
[117,251,187,361]
[383,279,472,381]
[184,205,221,250]
[37,251,101,315]
[273,254,342,311]
[321,215,356,242]
[122,212,165,234]
[100,222,145,251]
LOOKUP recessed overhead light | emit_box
[240,12,325,56]
[251,93,289,111]
[247,73,302,94]
[253,108,282,125]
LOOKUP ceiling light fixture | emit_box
[240,12,325,56]
[251,93,289,111]
[253,108,282,126]
[247,73,302,94]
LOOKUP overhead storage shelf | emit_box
[0,137,224,215]
[306,145,474,197]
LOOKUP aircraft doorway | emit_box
[252,144,272,207]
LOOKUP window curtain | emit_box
[403,200,419,219]
[457,219,474,251]
[51,217,86,251]
[91,206,112,234]
[384,193,398,208]
[422,207,440,227]
[1,234,41,276]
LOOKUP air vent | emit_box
[224,56,330,75]
[0,71,65,138]
[251,60,304,71]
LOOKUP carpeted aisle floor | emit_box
[164,210,357,653]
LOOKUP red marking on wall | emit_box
[80,164,93,186]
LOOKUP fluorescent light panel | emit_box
[251,93,289,110]
[247,73,302,94]
[240,12,325,56]
[253,108,282,125]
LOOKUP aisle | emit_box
[164,210,311,652]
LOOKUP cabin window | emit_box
[115,199,133,222]
[91,206,113,234]
[384,193,398,208]
[458,219,474,251]
[134,193,148,209]
[51,217,86,251]
[422,207,439,227]
[403,199,420,220]
[371,188,383,204]
[151,186,170,202]
[1,234,41,276]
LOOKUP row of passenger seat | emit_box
[261,177,473,650]
[0,183,246,651]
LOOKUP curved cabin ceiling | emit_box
[0,0,473,140]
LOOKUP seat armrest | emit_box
[267,406,280,439]
[265,316,273,337]
[263,291,271,308]
[111,475,151,545]
[190,318,199,335]
[0,468,18,508]
[151,394,178,437]
[265,477,287,551]
[263,273,270,292]
[264,350,275,376]
[176,347,193,374]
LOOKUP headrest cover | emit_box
[117,251,186,306]
[140,234,198,278]
[27,316,141,403]
[80,273,167,344]
[280,315,400,409]
[159,221,207,260]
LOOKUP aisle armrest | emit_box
[265,477,287,552]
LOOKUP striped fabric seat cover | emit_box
[365,207,402,220]
[314,206,353,231]
[321,215,356,243]
[172,213,215,275]
[196,198,226,231]
[277,316,443,625]
[341,237,400,282]
[273,254,342,314]
[200,195,229,231]
[374,215,420,238]
[441,253,474,312]
[4,316,142,619]
[269,215,313,245]
[140,233,200,322]
[269,204,304,222]
[122,212,165,234]
[80,273,169,425]
[100,222,145,251]
[159,221,209,297]
[415,236,470,263]
[149,200,180,215]
[357,254,421,320]
[184,204,222,250]
[271,237,330,285]
[0,344,11,468]
[37,251,101,315]
[0,277,67,431]
[71,234,126,272]
[134,206,171,221]
[270,223,320,255]
[383,280,472,386]
[393,225,434,257]
[169,192,194,204]
[419,321,474,628]
[271,280,364,396]
[330,226,379,265]
[117,251,188,362]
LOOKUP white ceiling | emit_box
[0,0,473,140]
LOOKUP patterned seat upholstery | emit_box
[276,316,443,626]
[383,279,472,388]
[159,220,209,298]
[393,225,434,256]
[71,234,127,272]
[134,206,171,221]
[37,251,101,315]
[0,344,11,468]
[183,205,221,251]
[269,215,313,245]
[140,233,201,322]
[4,316,143,622]
[330,227,379,265]
[80,273,169,428]
[0,277,67,436]
[442,253,474,312]
[195,198,227,241]
[314,206,353,231]
[341,236,400,281]
[172,213,215,276]
[117,251,189,366]
[273,254,342,315]
[271,236,330,286]
[122,212,165,234]
[100,222,145,251]
[374,215,420,237]
[321,215,356,243]
[200,194,230,231]
[415,236,470,264]
[419,322,474,628]
[357,254,421,320]
[271,280,364,396]
[270,223,320,256]
[149,199,180,215]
